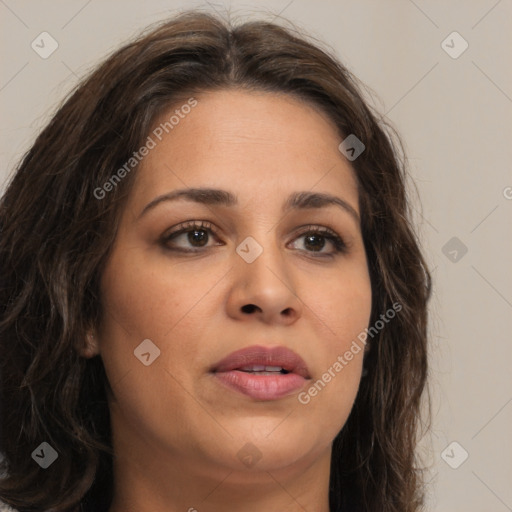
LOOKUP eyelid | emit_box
[161,220,220,243]
[293,224,338,237]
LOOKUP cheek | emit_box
[99,248,225,340]
[96,248,226,398]
[297,268,371,427]
[308,264,372,351]
[96,252,215,449]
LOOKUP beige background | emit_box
[1,1,511,510]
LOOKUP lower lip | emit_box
[213,370,307,400]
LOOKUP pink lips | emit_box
[211,345,310,401]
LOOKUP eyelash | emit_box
[160,220,348,257]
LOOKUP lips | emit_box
[211,345,311,400]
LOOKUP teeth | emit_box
[239,365,285,372]
[240,365,266,372]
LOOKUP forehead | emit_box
[132,88,359,210]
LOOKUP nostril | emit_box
[241,304,259,314]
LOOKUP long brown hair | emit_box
[0,11,431,511]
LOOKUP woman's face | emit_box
[97,89,372,480]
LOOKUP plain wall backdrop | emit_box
[1,1,511,510]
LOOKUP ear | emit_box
[77,330,100,358]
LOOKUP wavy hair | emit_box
[0,10,431,512]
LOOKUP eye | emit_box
[289,225,347,257]
[161,221,348,256]
[160,220,221,252]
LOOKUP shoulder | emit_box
[0,503,18,512]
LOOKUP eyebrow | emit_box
[138,187,360,224]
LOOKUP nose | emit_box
[225,235,303,326]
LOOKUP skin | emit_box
[87,88,372,512]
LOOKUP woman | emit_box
[0,10,431,512]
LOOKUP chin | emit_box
[211,418,328,471]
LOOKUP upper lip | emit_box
[211,345,311,379]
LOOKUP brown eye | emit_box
[303,233,326,251]
[183,229,209,247]
[290,226,347,256]
[161,221,221,252]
